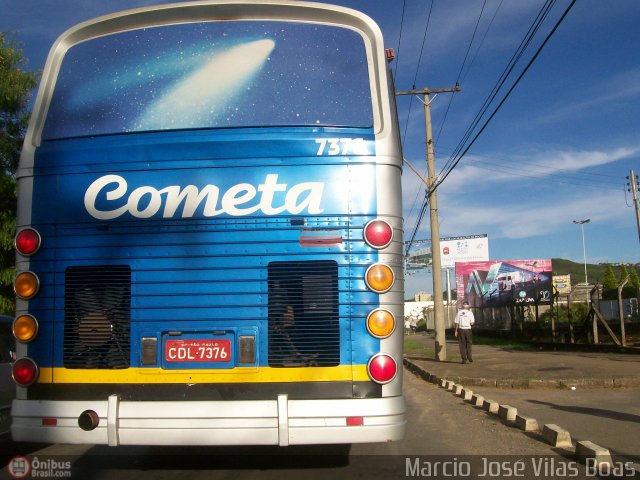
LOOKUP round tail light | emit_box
[13,358,39,386]
[365,263,395,293]
[13,315,39,343]
[364,219,393,249]
[367,309,396,338]
[367,354,397,384]
[15,228,41,256]
[14,271,40,299]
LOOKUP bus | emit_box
[11,0,405,446]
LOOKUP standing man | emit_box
[454,300,475,364]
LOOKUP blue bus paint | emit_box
[12,1,405,446]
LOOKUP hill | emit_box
[551,258,639,285]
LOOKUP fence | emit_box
[408,291,640,346]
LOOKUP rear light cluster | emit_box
[12,358,39,387]
[362,219,398,384]
[12,228,42,387]
[15,228,41,256]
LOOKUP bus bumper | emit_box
[11,395,405,446]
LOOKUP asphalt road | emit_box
[466,385,640,464]
[2,369,621,480]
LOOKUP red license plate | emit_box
[164,339,231,363]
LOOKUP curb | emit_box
[404,358,625,470]
[403,356,640,389]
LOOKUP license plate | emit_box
[164,339,232,363]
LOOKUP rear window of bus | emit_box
[42,21,374,140]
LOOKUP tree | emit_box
[601,264,617,301]
[0,33,38,314]
[629,268,640,297]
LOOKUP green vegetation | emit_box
[539,301,590,325]
[602,265,618,300]
[0,33,38,314]
[471,335,534,350]
[403,339,458,362]
[551,258,640,288]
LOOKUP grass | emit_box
[471,335,534,350]
[403,339,459,362]
[404,340,427,351]
[404,332,534,359]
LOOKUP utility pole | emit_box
[397,86,461,361]
[628,170,640,244]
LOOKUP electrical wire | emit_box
[470,161,624,191]
[436,0,577,191]
[405,0,578,248]
[438,0,558,181]
[434,0,488,146]
[401,0,434,147]
[393,0,407,81]
[401,0,435,241]
[459,0,505,85]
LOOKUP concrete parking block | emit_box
[453,384,464,396]
[439,379,447,388]
[446,380,455,391]
[498,404,517,422]
[470,393,485,407]
[575,440,613,466]
[461,388,474,401]
[515,414,539,432]
[542,424,572,447]
[482,399,499,414]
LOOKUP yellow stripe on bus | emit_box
[38,365,370,384]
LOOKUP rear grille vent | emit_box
[268,260,339,367]
[64,265,131,369]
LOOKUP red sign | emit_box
[165,339,231,363]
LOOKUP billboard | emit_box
[552,274,572,295]
[440,234,489,269]
[455,259,553,307]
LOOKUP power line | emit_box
[397,85,461,256]
[470,161,625,191]
[438,0,558,179]
[401,0,434,146]
[459,0,505,85]
[435,0,494,146]
[435,0,577,191]
[454,0,488,84]
[393,0,407,81]
[405,0,577,248]
[401,0,435,234]
[472,155,628,184]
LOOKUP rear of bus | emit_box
[11,1,405,446]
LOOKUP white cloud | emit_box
[402,144,639,242]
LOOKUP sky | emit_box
[2,0,639,297]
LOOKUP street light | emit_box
[573,219,590,302]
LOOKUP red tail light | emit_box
[12,358,39,386]
[346,416,364,426]
[363,220,393,249]
[367,353,397,384]
[15,228,41,256]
